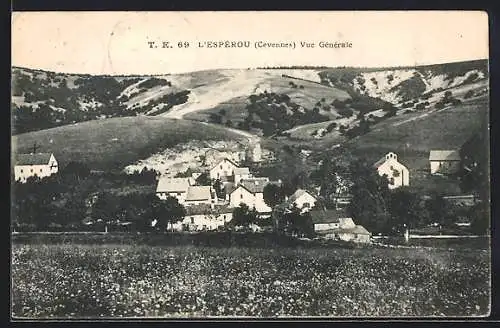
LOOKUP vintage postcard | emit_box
[11,11,490,319]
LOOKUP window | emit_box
[240,194,243,199]
[390,165,394,170]
[40,169,43,173]
[177,192,181,196]
[20,169,23,173]
[30,169,33,173]
[223,215,226,219]
[203,225,207,230]
[191,217,195,224]
[220,165,222,169]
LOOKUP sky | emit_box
[12,11,489,75]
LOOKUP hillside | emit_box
[12,116,246,170]
[11,68,191,134]
[342,94,489,195]
[12,60,488,140]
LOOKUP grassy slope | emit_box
[344,96,489,194]
[12,116,245,170]
[184,76,350,124]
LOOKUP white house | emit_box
[229,177,272,214]
[287,189,317,213]
[373,152,409,189]
[233,167,251,185]
[209,158,240,181]
[184,186,215,207]
[429,150,461,175]
[166,204,233,231]
[156,177,192,202]
[14,153,58,183]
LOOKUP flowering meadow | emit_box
[11,244,490,318]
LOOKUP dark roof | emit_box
[224,182,236,194]
[185,204,213,215]
[185,204,232,216]
[429,150,461,161]
[15,153,53,165]
[310,209,350,224]
[238,178,270,194]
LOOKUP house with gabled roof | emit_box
[286,189,317,213]
[373,152,409,189]
[14,152,58,183]
[155,177,192,202]
[229,177,273,214]
[209,158,240,181]
[429,150,461,175]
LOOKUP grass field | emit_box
[11,116,245,170]
[11,243,490,318]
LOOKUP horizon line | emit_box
[11,57,489,77]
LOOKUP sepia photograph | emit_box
[11,11,490,319]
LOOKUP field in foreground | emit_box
[11,244,490,318]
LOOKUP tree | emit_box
[230,204,258,228]
[263,183,285,208]
[61,161,91,182]
[389,188,428,232]
[279,205,314,237]
[150,195,186,231]
[310,157,339,203]
[426,193,454,228]
[348,160,392,234]
[213,179,226,199]
[208,113,222,124]
[195,172,211,186]
[469,201,489,234]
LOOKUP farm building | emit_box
[184,186,215,207]
[13,152,59,183]
[229,177,273,214]
[209,158,240,181]
[311,209,372,243]
[286,189,317,213]
[156,177,192,202]
[170,204,233,231]
[373,152,409,189]
[429,150,461,175]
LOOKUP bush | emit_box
[337,107,354,118]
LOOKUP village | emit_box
[13,134,484,244]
